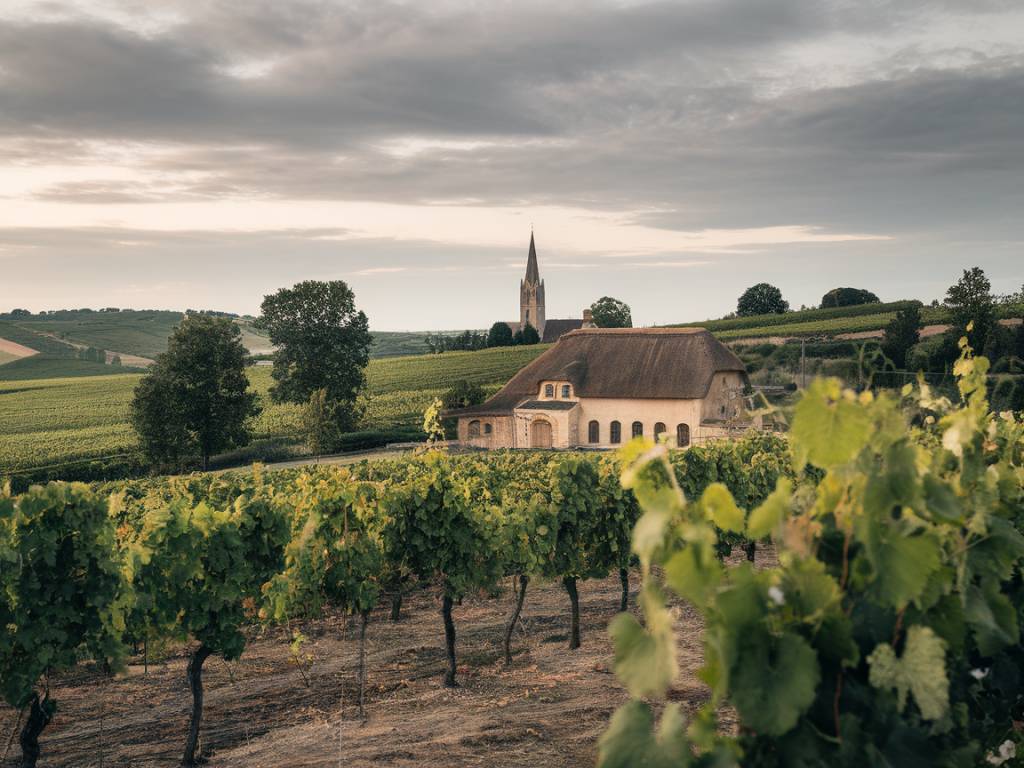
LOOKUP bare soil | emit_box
[0,557,758,768]
[0,337,38,359]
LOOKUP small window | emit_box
[610,421,621,444]
[561,384,571,399]
[468,420,481,438]
[544,384,554,398]
[588,420,599,443]
[720,405,726,416]
[676,423,690,447]
[632,421,643,438]
[654,422,666,439]
[484,423,493,435]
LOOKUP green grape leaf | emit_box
[779,557,842,625]
[610,586,678,699]
[855,515,941,610]
[701,483,745,534]
[664,541,722,606]
[867,625,949,720]
[791,378,873,470]
[964,583,1019,656]
[746,478,792,540]
[729,630,820,736]
[598,701,692,768]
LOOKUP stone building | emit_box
[453,327,759,449]
[505,233,594,343]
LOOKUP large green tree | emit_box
[737,283,789,316]
[820,287,880,308]
[257,280,371,430]
[881,303,921,369]
[945,267,995,352]
[487,321,514,347]
[590,296,633,328]
[131,314,259,470]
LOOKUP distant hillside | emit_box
[0,356,142,381]
[0,310,458,366]
[669,300,951,340]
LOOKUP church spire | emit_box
[524,231,540,285]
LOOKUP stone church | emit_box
[453,326,759,450]
[505,233,594,343]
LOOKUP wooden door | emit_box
[530,420,552,449]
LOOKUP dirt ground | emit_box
[0,556,758,768]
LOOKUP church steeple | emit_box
[524,230,540,285]
[520,231,545,335]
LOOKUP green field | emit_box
[0,320,78,356]
[0,356,142,381]
[0,344,548,476]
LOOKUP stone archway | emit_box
[530,419,553,449]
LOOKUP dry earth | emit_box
[0,553,766,768]
[0,338,38,359]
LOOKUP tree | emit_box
[737,283,789,316]
[881,303,921,369]
[442,380,486,409]
[820,287,880,308]
[110,354,122,367]
[945,267,995,352]
[520,323,541,345]
[300,388,344,456]
[257,280,372,429]
[131,315,259,470]
[1,484,127,768]
[487,321,514,347]
[590,297,633,328]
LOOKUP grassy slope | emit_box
[6,311,451,362]
[0,350,18,366]
[0,320,78,356]
[0,356,141,381]
[0,344,549,473]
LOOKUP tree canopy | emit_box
[131,314,259,469]
[590,296,633,328]
[487,321,515,347]
[737,283,789,316]
[820,287,880,308]
[881,303,921,369]
[257,280,371,429]
[945,267,996,353]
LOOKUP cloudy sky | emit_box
[0,0,1021,329]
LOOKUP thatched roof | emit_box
[454,328,746,417]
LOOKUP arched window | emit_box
[484,423,493,435]
[561,384,571,399]
[468,420,481,438]
[544,383,554,398]
[632,421,643,438]
[654,422,667,440]
[610,421,621,444]
[588,420,600,443]
[676,423,690,447]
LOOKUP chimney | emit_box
[582,308,595,328]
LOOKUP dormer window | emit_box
[561,384,571,399]
[544,383,554,398]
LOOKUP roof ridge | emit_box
[564,326,708,335]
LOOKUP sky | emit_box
[0,0,1021,330]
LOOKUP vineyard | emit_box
[0,346,548,481]
[2,345,1023,767]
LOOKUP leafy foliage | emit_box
[131,314,259,469]
[257,280,372,418]
[590,296,633,328]
[737,283,790,316]
[820,287,880,308]
[602,341,1024,767]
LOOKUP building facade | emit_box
[453,327,759,449]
